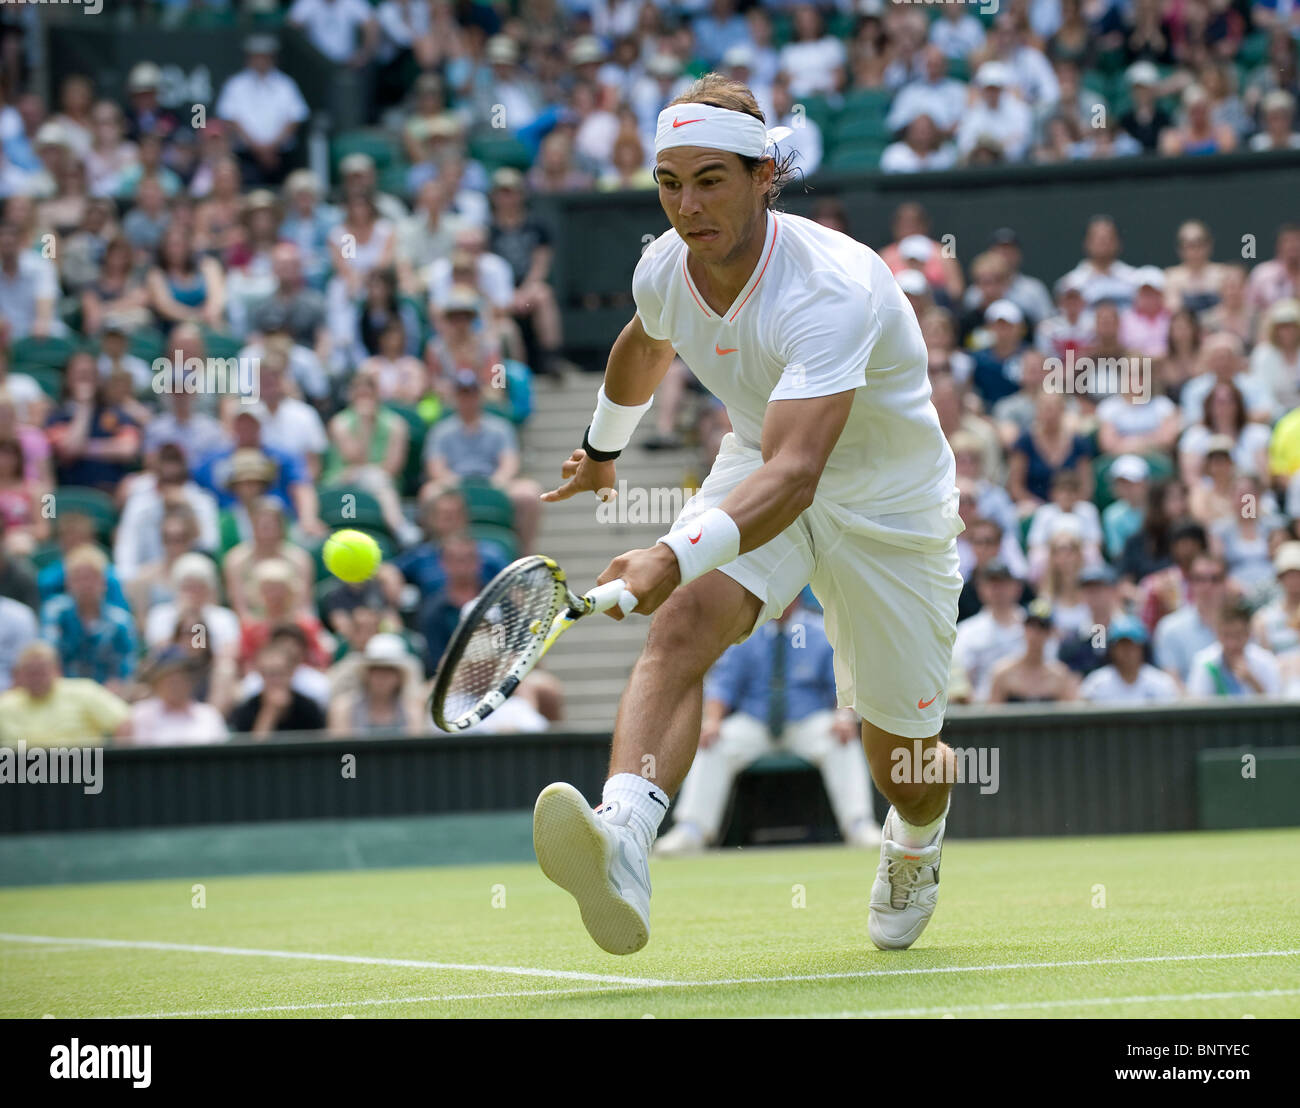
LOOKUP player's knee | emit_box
[642,589,731,679]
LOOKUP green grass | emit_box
[2,829,1298,1018]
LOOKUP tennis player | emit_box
[533,74,964,956]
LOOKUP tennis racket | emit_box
[429,554,638,732]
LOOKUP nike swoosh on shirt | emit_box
[917,693,940,709]
[715,344,738,355]
[672,117,705,128]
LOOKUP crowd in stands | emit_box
[0,2,1298,748]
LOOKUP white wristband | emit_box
[587,385,653,454]
[658,507,741,586]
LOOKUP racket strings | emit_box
[439,563,563,725]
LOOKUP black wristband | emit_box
[581,425,622,462]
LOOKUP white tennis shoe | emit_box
[533,782,651,955]
[868,806,944,951]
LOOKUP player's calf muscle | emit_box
[863,725,954,824]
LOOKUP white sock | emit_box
[596,773,669,852]
[894,797,950,849]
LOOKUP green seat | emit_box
[798,94,836,134]
[470,521,518,564]
[11,334,78,371]
[746,753,814,775]
[319,486,391,535]
[128,327,167,364]
[838,87,893,119]
[825,141,888,171]
[30,541,62,572]
[331,129,401,175]
[458,477,514,529]
[54,486,118,543]
[378,162,412,203]
[1237,32,1271,72]
[831,115,894,144]
[18,364,62,399]
[466,134,533,173]
[201,327,244,361]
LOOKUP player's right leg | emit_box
[533,571,761,954]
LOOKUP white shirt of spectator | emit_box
[0,595,38,691]
[1179,372,1275,425]
[129,698,229,746]
[1097,393,1178,440]
[424,250,514,313]
[778,35,847,98]
[955,93,1035,161]
[258,397,330,464]
[1059,258,1140,308]
[0,253,58,341]
[954,609,1027,702]
[1079,663,1181,703]
[774,111,823,178]
[1178,422,1273,477]
[1186,641,1282,698]
[887,78,969,135]
[240,664,332,709]
[114,479,221,580]
[1153,605,1218,682]
[216,67,310,149]
[1025,501,1104,556]
[880,141,959,175]
[289,0,374,64]
[929,13,986,59]
[145,602,241,655]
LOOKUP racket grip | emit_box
[585,578,639,616]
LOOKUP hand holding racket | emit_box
[430,555,638,732]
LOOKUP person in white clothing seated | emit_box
[1079,615,1181,703]
[655,595,881,856]
[125,647,229,747]
[1186,600,1282,699]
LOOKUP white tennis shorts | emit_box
[674,433,963,738]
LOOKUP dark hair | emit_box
[1170,518,1209,550]
[269,622,308,650]
[1218,598,1252,626]
[0,438,23,473]
[663,73,799,208]
[1202,379,1246,435]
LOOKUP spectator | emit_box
[1079,614,1182,702]
[1153,550,1228,681]
[238,621,331,712]
[1060,215,1139,308]
[1099,371,1181,466]
[237,559,332,672]
[1200,263,1253,346]
[1248,298,1300,415]
[0,641,129,746]
[327,631,426,736]
[1058,564,1127,675]
[1179,380,1273,487]
[956,62,1034,163]
[1037,528,1092,636]
[288,0,379,68]
[122,62,178,146]
[143,550,240,658]
[126,647,229,747]
[881,111,959,175]
[142,350,229,466]
[1159,84,1238,156]
[115,445,220,583]
[1035,272,1095,361]
[1211,472,1286,596]
[323,368,419,545]
[222,496,315,621]
[417,531,484,675]
[0,437,47,556]
[1181,331,1275,426]
[1245,222,1300,323]
[1159,307,1203,400]
[1007,390,1095,513]
[880,203,965,302]
[423,370,541,552]
[887,44,967,138]
[971,300,1029,408]
[989,599,1078,703]
[951,429,1014,528]
[0,586,37,690]
[1249,89,1300,151]
[988,228,1054,330]
[1025,471,1103,581]
[655,597,879,855]
[1187,599,1282,698]
[278,171,340,293]
[83,100,137,199]
[40,543,138,695]
[327,192,397,355]
[778,6,846,99]
[1164,219,1230,315]
[0,220,58,340]
[930,4,986,61]
[389,488,507,598]
[1119,267,1172,357]
[216,35,309,187]
[147,223,227,330]
[953,559,1034,702]
[229,641,327,737]
[1103,454,1151,560]
[0,517,39,610]
[1252,541,1300,656]
[1188,433,1242,526]
[45,351,142,492]
[81,236,150,337]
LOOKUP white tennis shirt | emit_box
[633,209,956,521]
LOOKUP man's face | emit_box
[271,245,301,285]
[1279,230,1300,266]
[1111,638,1143,673]
[259,649,293,689]
[1218,618,1249,658]
[1086,222,1119,263]
[16,654,55,698]
[655,146,769,268]
[431,496,467,537]
[1188,557,1225,604]
[969,525,1000,565]
[1084,581,1116,615]
[233,415,262,448]
[444,542,480,586]
[249,51,274,75]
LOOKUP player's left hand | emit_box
[596,544,681,619]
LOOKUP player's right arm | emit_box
[541,313,675,502]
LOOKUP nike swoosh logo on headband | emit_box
[672,117,705,128]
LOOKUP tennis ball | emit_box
[323,529,382,583]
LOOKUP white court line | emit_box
[777,987,1300,1019]
[0,933,673,987]
[4,932,1297,1018]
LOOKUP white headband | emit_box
[654,102,793,160]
